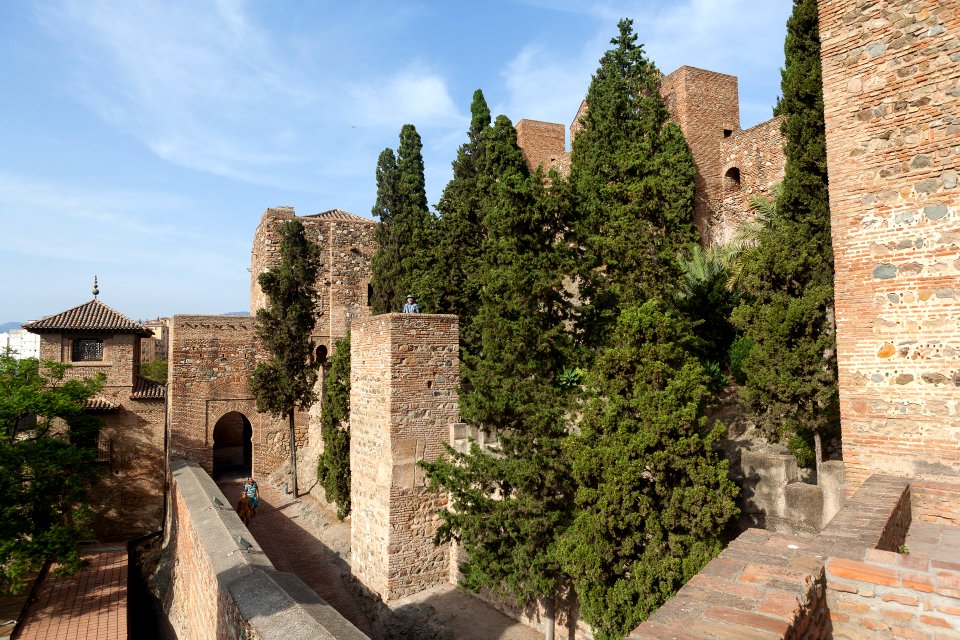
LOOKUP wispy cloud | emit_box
[502,0,791,130]
[34,0,468,194]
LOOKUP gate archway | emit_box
[212,411,252,480]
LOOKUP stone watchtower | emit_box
[350,313,459,601]
[249,207,377,356]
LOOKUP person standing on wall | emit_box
[402,294,420,313]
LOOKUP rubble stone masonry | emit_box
[168,315,295,479]
[350,314,458,601]
[820,0,960,521]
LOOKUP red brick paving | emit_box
[15,549,126,640]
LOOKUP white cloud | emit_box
[502,0,791,131]
[36,0,324,186]
[347,67,466,130]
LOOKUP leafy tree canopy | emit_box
[370,124,435,314]
[0,352,105,594]
[251,218,321,497]
[732,0,838,465]
[424,115,575,607]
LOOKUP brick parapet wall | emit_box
[718,116,786,243]
[162,458,368,640]
[820,0,960,506]
[350,314,458,602]
[912,480,960,526]
[629,475,912,639]
[826,549,960,637]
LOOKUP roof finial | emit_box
[92,276,99,299]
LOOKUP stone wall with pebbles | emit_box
[820,0,960,520]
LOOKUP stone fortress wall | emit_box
[516,65,787,246]
[820,0,960,518]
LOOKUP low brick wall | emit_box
[912,480,960,527]
[826,549,960,636]
[629,475,913,639]
[161,458,368,640]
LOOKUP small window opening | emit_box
[366,283,373,307]
[73,338,103,361]
[723,129,733,138]
[316,345,328,365]
[724,167,741,191]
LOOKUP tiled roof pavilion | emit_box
[23,299,152,336]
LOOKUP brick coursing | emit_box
[629,475,913,639]
[820,0,960,511]
[350,314,458,601]
[167,315,296,480]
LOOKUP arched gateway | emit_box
[212,411,253,480]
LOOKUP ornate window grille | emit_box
[72,338,103,361]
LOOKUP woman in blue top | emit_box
[244,477,260,513]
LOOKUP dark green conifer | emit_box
[569,18,697,348]
[250,219,321,498]
[419,90,492,354]
[560,303,738,639]
[731,0,838,470]
[423,115,574,614]
[317,335,351,519]
[369,124,434,314]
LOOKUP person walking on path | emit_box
[244,477,260,513]
[236,493,254,525]
[402,294,420,313]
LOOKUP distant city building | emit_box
[0,328,41,360]
[140,317,171,362]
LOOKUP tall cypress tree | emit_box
[419,90,492,355]
[251,219,321,498]
[559,302,738,639]
[317,334,351,519]
[569,19,697,349]
[731,0,838,471]
[369,124,434,314]
[423,116,574,620]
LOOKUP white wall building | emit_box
[0,329,41,360]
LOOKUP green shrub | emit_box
[728,335,753,385]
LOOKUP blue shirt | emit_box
[402,302,420,313]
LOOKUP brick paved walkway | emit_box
[15,549,127,640]
[218,480,377,637]
[219,479,541,640]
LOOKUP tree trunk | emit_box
[544,592,555,640]
[814,430,822,486]
[289,412,298,498]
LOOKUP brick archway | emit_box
[211,411,252,480]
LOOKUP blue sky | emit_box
[0,0,791,323]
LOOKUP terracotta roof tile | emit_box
[85,396,119,411]
[303,209,373,223]
[23,300,151,335]
[131,378,165,400]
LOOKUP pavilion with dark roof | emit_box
[23,280,167,539]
